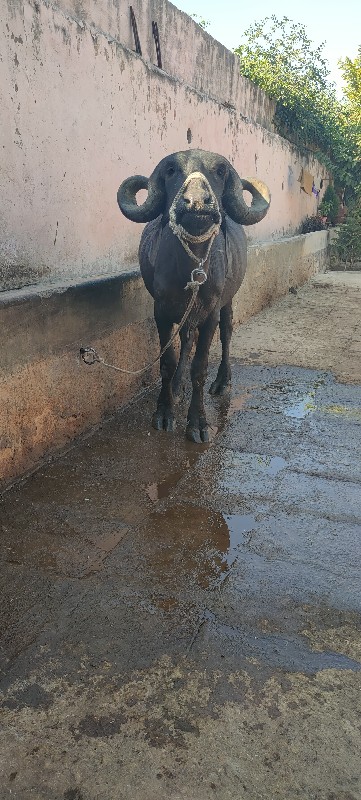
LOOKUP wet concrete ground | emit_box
[1,273,361,800]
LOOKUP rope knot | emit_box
[184,280,201,293]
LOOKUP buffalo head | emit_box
[117,149,271,235]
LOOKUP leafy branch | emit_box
[234,17,361,198]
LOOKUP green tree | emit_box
[339,47,361,133]
[332,196,361,266]
[339,48,361,179]
[235,16,331,106]
[234,17,360,197]
[319,185,340,225]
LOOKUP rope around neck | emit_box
[168,171,221,266]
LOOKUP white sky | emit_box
[173,0,360,96]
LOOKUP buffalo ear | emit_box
[223,166,271,225]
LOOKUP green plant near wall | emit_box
[318,185,340,225]
[331,195,361,267]
[301,215,326,234]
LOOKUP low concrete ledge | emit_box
[0,231,329,488]
[0,269,151,373]
[234,230,330,324]
[0,271,158,488]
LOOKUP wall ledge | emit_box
[1,232,329,488]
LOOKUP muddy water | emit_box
[1,364,361,800]
[1,367,360,600]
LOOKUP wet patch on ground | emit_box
[1,362,361,798]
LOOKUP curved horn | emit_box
[223,167,271,225]
[117,169,165,223]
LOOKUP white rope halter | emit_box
[168,172,221,267]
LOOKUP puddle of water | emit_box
[142,504,258,589]
[256,455,288,476]
[218,452,288,494]
[280,377,329,421]
[146,475,183,502]
[207,620,361,673]
[284,392,316,419]
[145,474,174,503]
[145,460,196,502]
[212,387,257,436]
[222,513,258,567]
[95,529,128,554]
[283,396,361,422]
[145,448,203,502]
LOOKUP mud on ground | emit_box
[0,272,361,800]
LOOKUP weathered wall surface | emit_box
[0,232,329,487]
[1,0,326,291]
[55,0,277,131]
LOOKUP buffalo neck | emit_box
[169,225,217,284]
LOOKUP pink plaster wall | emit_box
[54,0,278,131]
[0,0,327,291]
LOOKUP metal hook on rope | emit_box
[191,266,207,283]
[79,347,100,366]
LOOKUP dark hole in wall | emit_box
[187,128,192,144]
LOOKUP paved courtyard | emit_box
[1,272,361,800]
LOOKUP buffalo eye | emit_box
[165,164,176,178]
[216,164,226,178]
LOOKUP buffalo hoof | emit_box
[209,377,231,396]
[152,411,176,432]
[186,424,209,443]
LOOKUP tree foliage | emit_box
[332,197,361,266]
[234,17,361,197]
[235,16,331,106]
[191,14,210,30]
[339,48,361,146]
[319,185,340,225]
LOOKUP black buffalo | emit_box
[117,149,270,442]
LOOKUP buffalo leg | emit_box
[172,326,195,398]
[209,300,233,396]
[153,313,177,432]
[187,311,219,443]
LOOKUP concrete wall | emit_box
[1,0,326,291]
[0,231,329,487]
[55,0,278,131]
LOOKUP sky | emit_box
[173,0,360,96]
